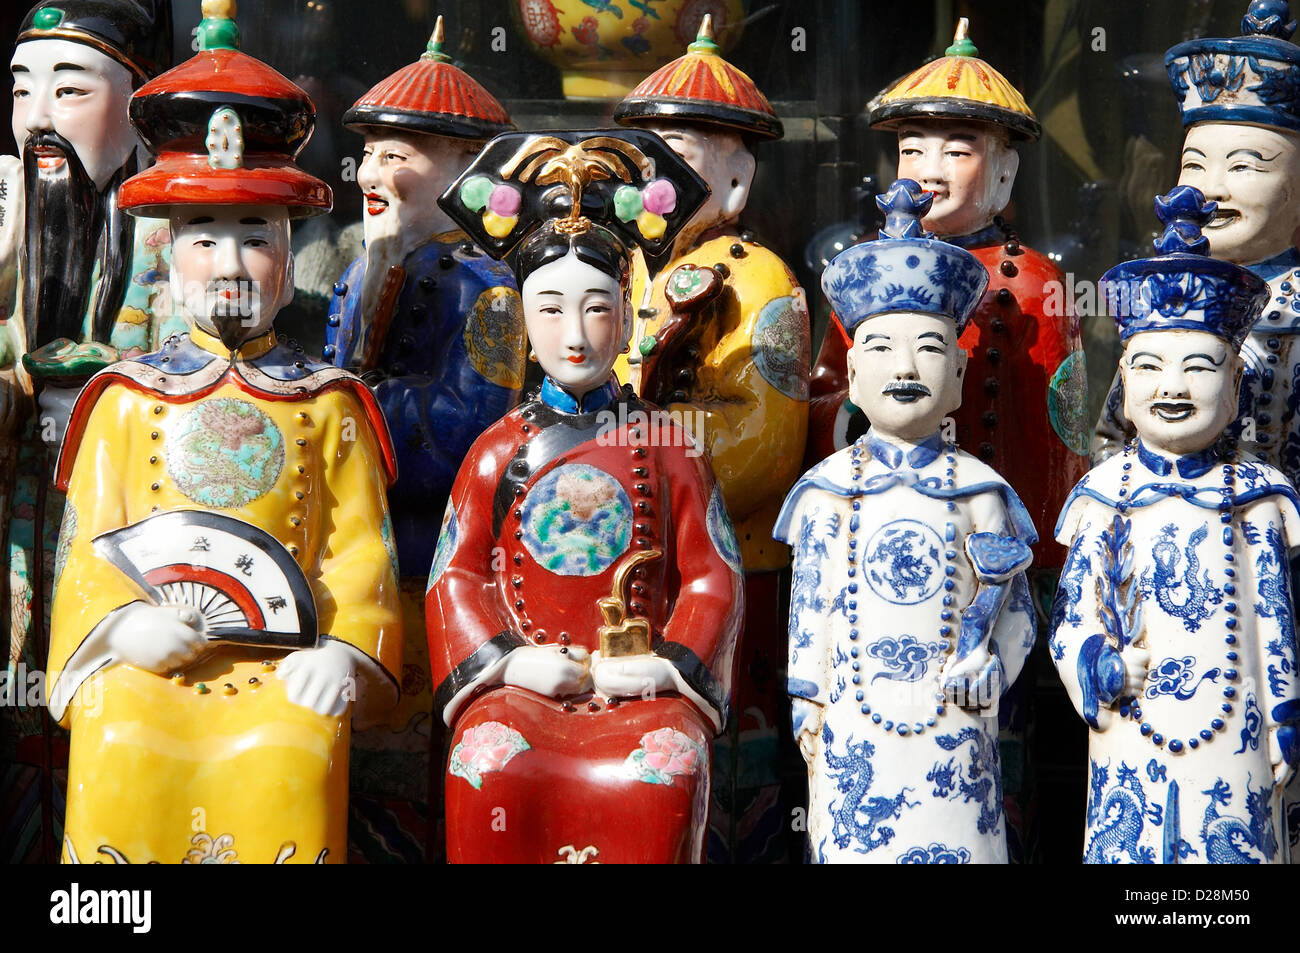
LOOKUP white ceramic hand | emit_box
[791,697,824,766]
[276,640,364,718]
[1122,645,1151,701]
[499,644,591,699]
[589,651,675,700]
[103,602,209,673]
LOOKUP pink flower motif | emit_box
[449,720,529,789]
[625,727,706,785]
[641,179,677,216]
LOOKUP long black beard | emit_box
[21,132,135,351]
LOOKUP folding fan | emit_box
[93,510,317,649]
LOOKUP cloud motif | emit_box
[865,634,946,683]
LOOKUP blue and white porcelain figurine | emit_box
[1093,0,1300,478]
[1055,186,1300,864]
[774,179,1038,864]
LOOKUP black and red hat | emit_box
[343,16,515,142]
[17,0,173,84]
[118,0,331,219]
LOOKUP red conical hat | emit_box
[118,1,331,219]
[614,15,782,141]
[344,17,515,141]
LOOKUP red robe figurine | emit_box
[427,128,742,863]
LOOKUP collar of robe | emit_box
[540,375,621,415]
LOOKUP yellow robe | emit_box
[47,327,402,864]
[615,234,810,571]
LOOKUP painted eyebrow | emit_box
[1181,147,1207,157]
[1127,351,1163,364]
[186,216,215,225]
[535,290,564,296]
[1184,352,1226,365]
[585,288,613,295]
[239,217,268,225]
[917,331,947,343]
[1227,148,1281,161]
[862,333,891,343]
[11,64,27,74]
[51,63,89,72]
[944,134,977,143]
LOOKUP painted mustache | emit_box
[883,381,932,397]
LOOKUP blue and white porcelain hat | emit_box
[821,179,988,335]
[1102,186,1269,349]
[1166,0,1300,130]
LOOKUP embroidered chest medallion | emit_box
[520,463,632,575]
[166,398,285,508]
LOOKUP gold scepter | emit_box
[598,549,662,657]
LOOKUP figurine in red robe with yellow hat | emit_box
[46,1,401,864]
[611,16,810,863]
[428,128,742,863]
[806,19,1090,860]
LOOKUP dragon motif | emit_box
[821,722,917,855]
[865,520,942,604]
[1083,760,1159,864]
[1200,777,1277,863]
[929,727,1003,835]
[1142,523,1223,633]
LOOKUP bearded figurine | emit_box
[47,1,401,864]
[1055,187,1298,864]
[611,14,811,863]
[322,17,523,863]
[0,0,174,864]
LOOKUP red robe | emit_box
[426,381,743,863]
[808,237,1089,568]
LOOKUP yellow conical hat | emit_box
[868,19,1040,141]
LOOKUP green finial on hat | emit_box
[945,17,979,57]
[197,0,240,52]
[422,15,451,63]
[687,14,721,55]
[32,7,64,29]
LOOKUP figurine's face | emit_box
[522,250,628,396]
[895,119,1019,238]
[1178,122,1300,266]
[10,38,137,191]
[642,121,754,232]
[1120,328,1243,456]
[357,130,476,251]
[169,205,294,349]
[846,311,966,442]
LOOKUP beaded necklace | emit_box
[1113,440,1239,755]
[844,436,963,738]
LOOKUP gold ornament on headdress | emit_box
[500,135,656,235]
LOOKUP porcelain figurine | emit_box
[810,19,1088,572]
[322,15,523,862]
[0,0,176,864]
[428,128,742,863]
[776,179,1038,864]
[44,2,402,864]
[1093,1,1300,485]
[1053,187,1299,864]
[612,15,809,862]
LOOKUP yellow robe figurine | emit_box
[44,2,402,864]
